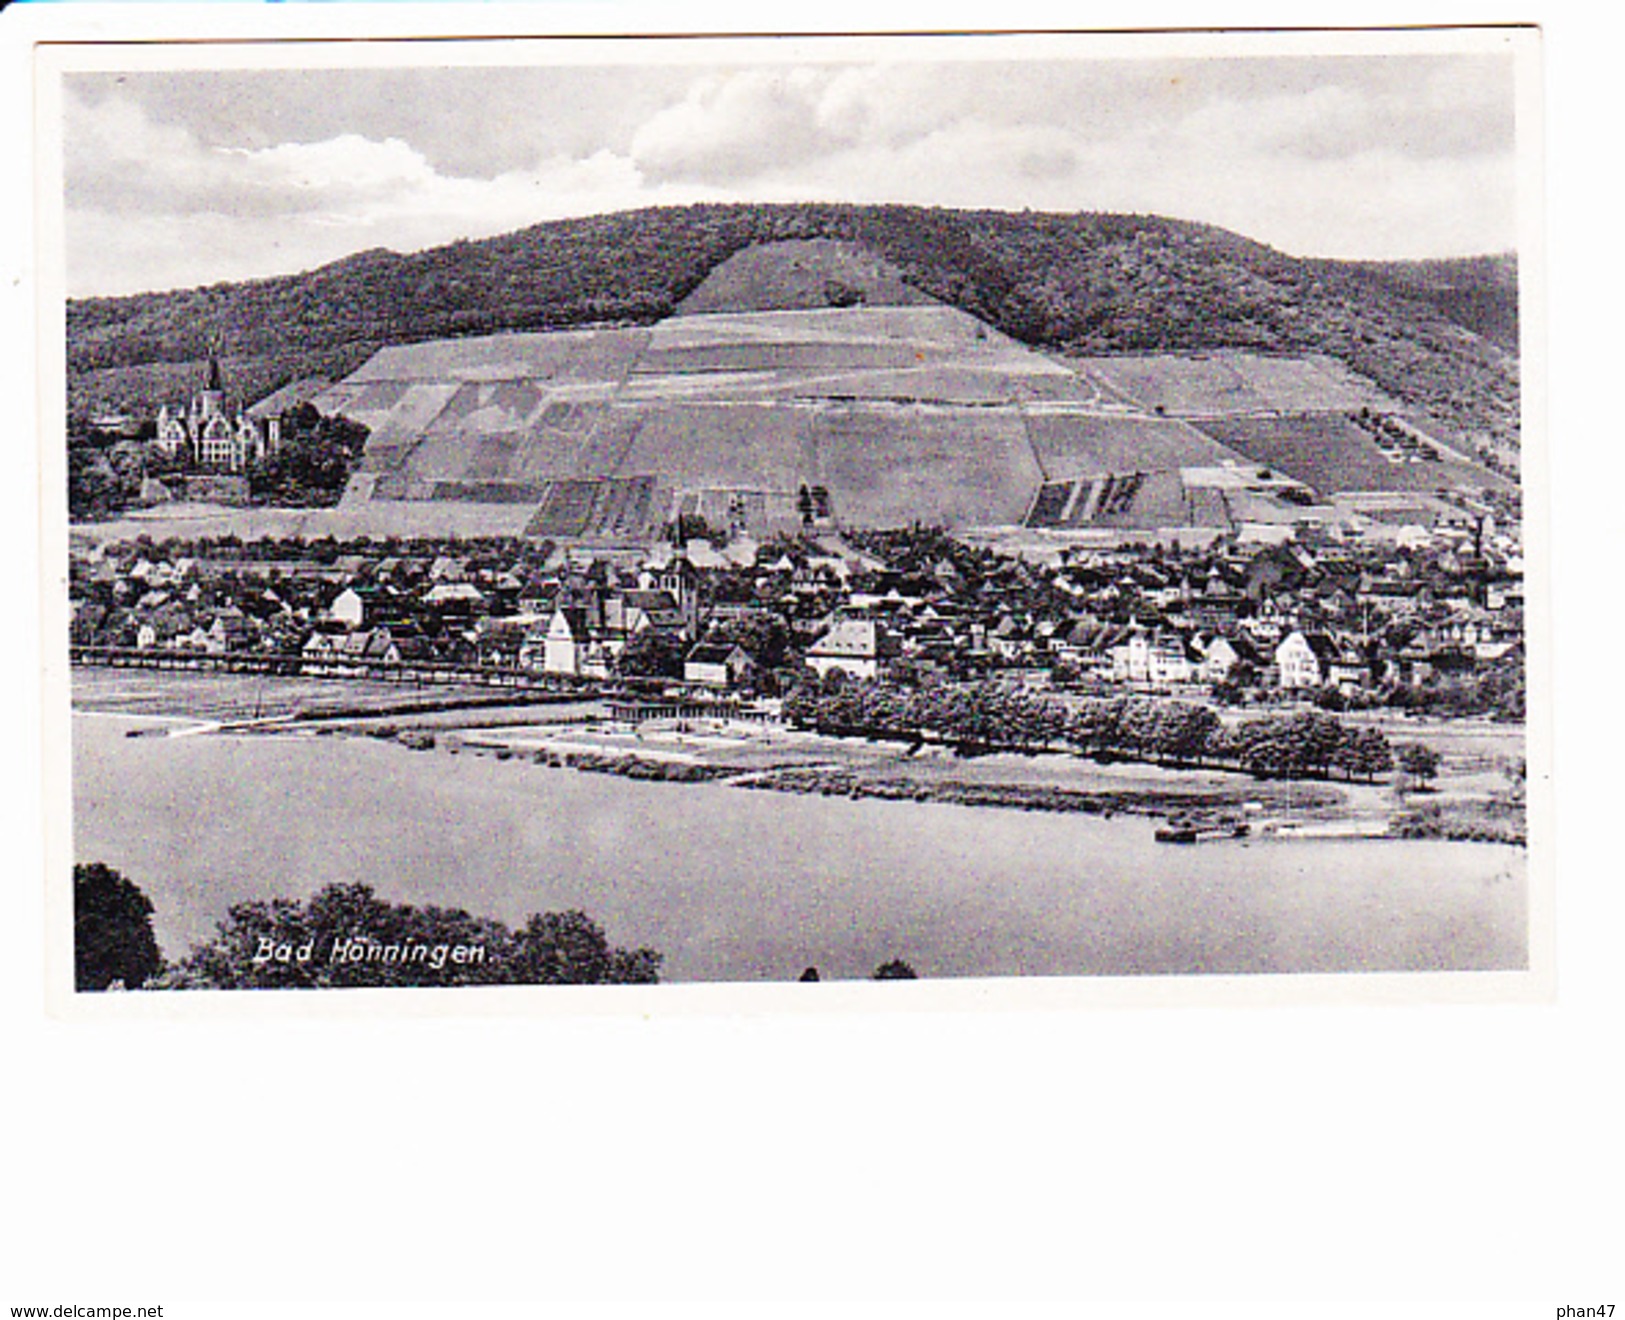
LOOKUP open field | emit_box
[1025,410,1242,481]
[620,402,812,489]
[334,325,652,386]
[779,365,1035,405]
[1225,354,1396,411]
[1079,351,1401,417]
[810,407,1041,527]
[71,668,501,723]
[83,296,1509,542]
[650,304,1017,353]
[72,498,539,545]
[1191,413,1510,495]
[636,339,923,375]
[675,238,937,315]
[306,302,1095,530]
[1079,353,1267,415]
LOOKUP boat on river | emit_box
[1155,813,1251,844]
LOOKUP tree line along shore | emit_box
[72,863,919,992]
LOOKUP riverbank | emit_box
[385,718,1382,829]
[72,711,1531,979]
[73,666,1524,840]
[1392,798,1527,845]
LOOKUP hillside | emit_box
[308,301,1081,532]
[1331,254,1519,354]
[66,202,1520,461]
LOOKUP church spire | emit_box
[206,354,223,393]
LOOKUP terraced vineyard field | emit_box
[675,238,937,315]
[809,407,1041,528]
[1025,411,1241,481]
[1191,413,1510,496]
[93,238,1511,542]
[1080,352,1398,417]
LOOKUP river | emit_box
[71,714,1527,982]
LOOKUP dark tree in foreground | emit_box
[74,863,164,991]
[160,883,662,989]
[508,911,662,986]
[873,960,919,980]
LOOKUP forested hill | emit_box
[67,202,1519,455]
[1328,254,1520,355]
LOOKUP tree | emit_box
[873,960,918,980]
[1332,726,1393,782]
[707,613,792,671]
[1397,743,1441,791]
[247,407,369,507]
[106,440,150,497]
[667,511,720,547]
[617,629,686,680]
[508,911,662,985]
[162,883,661,989]
[74,863,164,991]
[67,445,124,521]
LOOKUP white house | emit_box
[1198,634,1260,685]
[805,618,900,681]
[1275,630,1339,689]
[328,587,366,628]
[530,607,611,679]
[1110,628,1196,687]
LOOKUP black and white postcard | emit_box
[38,24,1548,1009]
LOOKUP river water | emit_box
[71,715,1527,982]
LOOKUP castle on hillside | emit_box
[154,357,283,472]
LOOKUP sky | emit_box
[61,47,1521,297]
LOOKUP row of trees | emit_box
[782,676,1398,781]
[74,866,661,991]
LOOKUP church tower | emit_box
[190,354,226,434]
[190,353,239,468]
[658,553,701,638]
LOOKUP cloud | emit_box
[61,54,1521,295]
[1167,59,1515,164]
[629,68,857,182]
[225,134,437,198]
[62,89,726,295]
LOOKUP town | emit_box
[68,492,1524,723]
